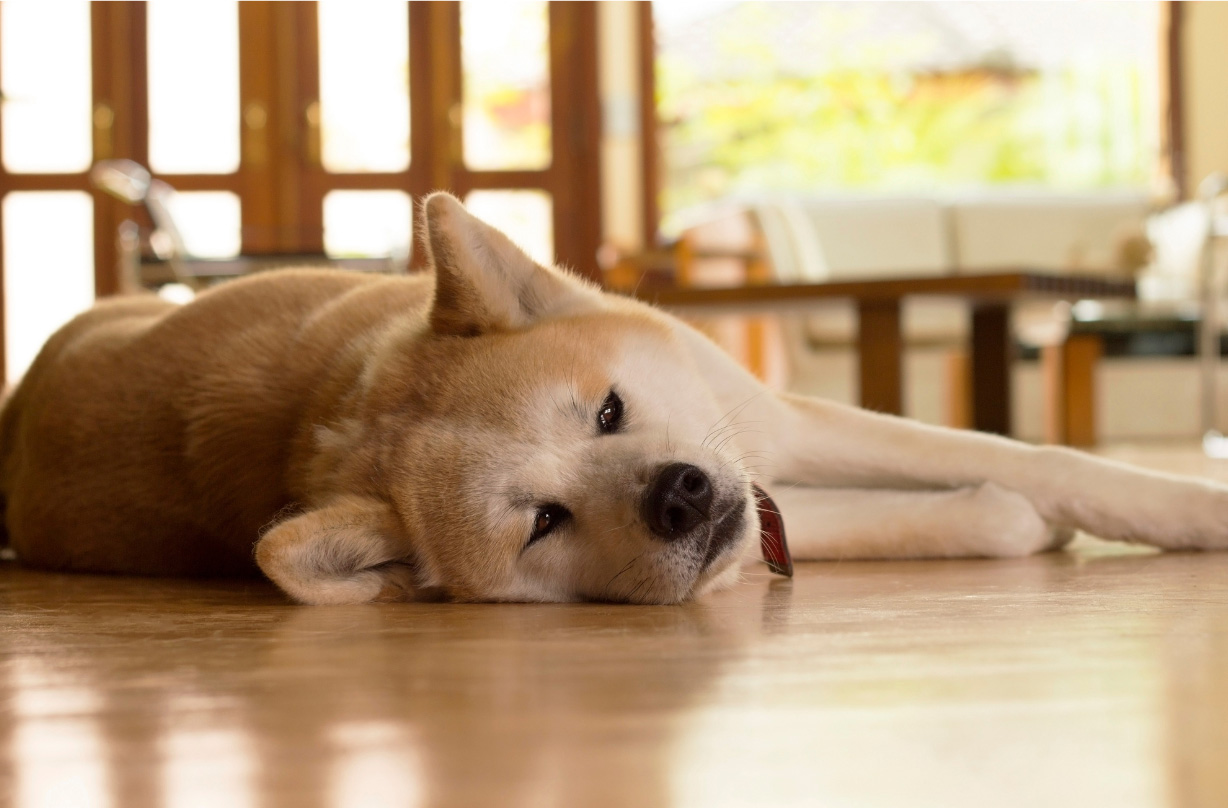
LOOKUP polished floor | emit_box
[3,445,1228,808]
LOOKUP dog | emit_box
[3,192,1227,605]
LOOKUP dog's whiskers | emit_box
[604,553,644,594]
[712,427,755,456]
[600,518,636,536]
[702,419,764,449]
[718,447,776,475]
[624,574,651,603]
[702,420,747,444]
[714,430,770,457]
[702,392,767,448]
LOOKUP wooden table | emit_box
[633,272,1137,438]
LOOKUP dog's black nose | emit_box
[643,463,713,539]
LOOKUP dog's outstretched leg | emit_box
[765,484,1071,560]
[759,395,1228,552]
[674,321,1228,553]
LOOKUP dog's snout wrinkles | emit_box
[643,463,713,539]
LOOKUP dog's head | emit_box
[258,193,759,605]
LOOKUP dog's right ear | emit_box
[255,496,429,604]
[421,192,600,336]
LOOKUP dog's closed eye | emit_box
[526,503,571,548]
[597,390,623,434]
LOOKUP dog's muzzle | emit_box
[642,462,713,540]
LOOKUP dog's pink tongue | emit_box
[753,484,792,577]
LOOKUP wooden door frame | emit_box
[274,1,604,280]
[93,3,283,259]
[0,0,605,380]
[1162,0,1187,199]
[636,1,659,248]
[546,1,602,280]
[423,1,603,280]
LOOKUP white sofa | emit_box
[678,191,1156,433]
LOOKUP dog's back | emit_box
[0,269,431,576]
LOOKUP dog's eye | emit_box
[528,504,570,546]
[597,390,623,434]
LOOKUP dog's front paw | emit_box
[970,482,1052,558]
[1163,482,1228,550]
[1108,476,1228,551]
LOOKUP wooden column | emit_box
[857,298,903,415]
[970,302,1013,435]
[0,7,6,384]
[90,2,149,299]
[637,2,659,248]
[549,2,603,281]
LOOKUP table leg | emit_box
[1061,334,1102,446]
[1042,333,1102,446]
[970,303,1013,435]
[857,298,903,415]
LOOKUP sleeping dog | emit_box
[3,192,1227,604]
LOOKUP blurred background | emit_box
[0,1,1225,445]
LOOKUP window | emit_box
[0,2,602,383]
[654,1,1162,233]
[0,2,92,174]
[0,2,95,381]
[2,193,94,380]
[460,1,551,171]
[318,0,411,174]
[147,0,241,175]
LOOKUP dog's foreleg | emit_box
[757,394,1228,552]
[764,484,1073,560]
[678,318,1228,551]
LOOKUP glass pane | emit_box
[461,2,551,170]
[0,2,92,173]
[464,190,553,266]
[147,0,240,174]
[165,191,242,259]
[323,190,412,261]
[318,1,410,173]
[4,192,95,383]
[654,1,1161,233]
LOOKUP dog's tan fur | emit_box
[5,193,1228,606]
[0,194,757,604]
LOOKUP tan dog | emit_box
[4,193,1228,605]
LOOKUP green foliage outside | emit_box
[658,25,1154,234]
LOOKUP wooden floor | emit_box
[3,445,1228,808]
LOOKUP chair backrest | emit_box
[752,197,952,282]
[799,197,952,279]
[751,203,825,282]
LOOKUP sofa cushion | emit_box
[950,192,1150,275]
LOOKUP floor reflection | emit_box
[161,721,257,808]
[0,568,760,808]
[327,721,422,808]
[2,544,1228,808]
[258,600,759,807]
[1164,612,1228,808]
[10,657,112,808]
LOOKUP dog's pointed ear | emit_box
[421,192,600,336]
[255,496,436,605]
